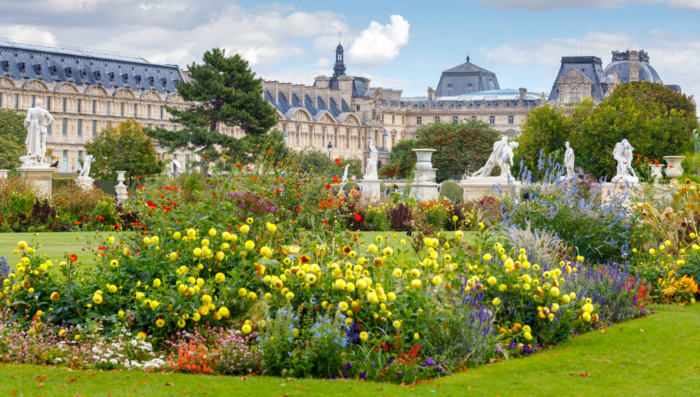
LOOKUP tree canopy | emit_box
[146,48,279,165]
[516,82,696,180]
[291,148,362,178]
[379,119,501,182]
[0,109,26,170]
[84,120,166,185]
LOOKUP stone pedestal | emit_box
[0,169,9,179]
[17,165,55,199]
[361,179,382,202]
[75,177,94,192]
[601,181,640,207]
[411,180,440,201]
[115,171,128,202]
[459,177,522,200]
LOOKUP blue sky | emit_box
[2,0,699,100]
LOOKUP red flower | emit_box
[115,224,122,228]
[295,206,301,211]
[324,219,328,224]
[201,155,209,158]
[98,246,106,251]
[355,214,362,222]
[69,254,77,262]
[332,176,339,183]
[74,221,81,225]
[97,215,105,220]
[165,186,170,190]
[669,165,674,168]
[334,158,341,166]
[236,164,243,168]
[325,184,331,189]
[268,150,275,154]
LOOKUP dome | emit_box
[603,50,662,84]
[336,43,344,52]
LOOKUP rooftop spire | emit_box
[467,55,470,63]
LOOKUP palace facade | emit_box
[0,39,190,177]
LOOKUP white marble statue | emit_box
[22,99,54,166]
[78,154,93,179]
[564,141,575,180]
[341,164,350,183]
[470,137,518,179]
[612,139,639,183]
[364,144,379,180]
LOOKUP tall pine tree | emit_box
[146,48,280,169]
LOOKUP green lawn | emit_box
[1,304,698,396]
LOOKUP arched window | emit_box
[508,115,514,124]
[295,124,299,145]
[435,116,440,123]
[570,88,580,103]
[453,116,459,124]
[489,115,495,124]
[416,116,422,125]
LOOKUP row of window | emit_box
[0,93,167,119]
[59,150,189,173]
[49,119,177,140]
[416,115,515,125]
[382,115,405,124]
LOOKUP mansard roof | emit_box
[264,88,357,124]
[548,56,606,101]
[435,56,500,97]
[0,40,184,94]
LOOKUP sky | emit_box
[2,0,700,101]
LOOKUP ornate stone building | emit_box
[257,45,546,169]
[0,39,190,177]
[548,50,681,106]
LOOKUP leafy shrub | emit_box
[440,180,463,202]
[387,203,413,231]
[343,181,359,193]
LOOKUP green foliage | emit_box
[290,149,361,179]
[85,120,166,186]
[0,109,26,170]
[146,48,279,164]
[440,180,463,202]
[379,139,421,178]
[343,181,359,192]
[381,120,500,182]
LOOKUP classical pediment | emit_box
[55,82,79,93]
[23,79,49,91]
[114,87,136,98]
[141,90,162,101]
[559,69,592,85]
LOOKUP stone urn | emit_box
[649,164,664,183]
[413,149,437,182]
[663,156,685,183]
[0,169,8,179]
[115,171,128,202]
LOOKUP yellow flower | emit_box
[359,331,369,341]
[260,246,272,257]
[208,228,216,237]
[487,276,497,286]
[108,285,117,293]
[246,217,254,224]
[242,324,252,334]
[392,320,401,329]
[149,300,159,310]
[335,279,346,290]
[92,294,103,304]
[387,292,396,301]
[550,287,560,297]
[582,303,594,313]
[18,241,27,250]
[151,236,160,245]
[266,223,277,232]
[187,229,196,238]
[75,334,81,341]
[215,272,226,283]
[153,278,161,288]
[137,331,147,340]
[524,332,532,340]
[411,279,422,288]
[245,241,255,250]
[173,232,181,240]
[483,253,492,261]
[240,225,250,233]
[432,276,442,285]
[582,312,592,322]
[156,318,165,328]
[264,293,272,300]
[218,307,230,318]
[285,292,294,300]
[338,302,349,311]
[193,248,202,257]
[492,297,501,305]
[368,244,378,253]
[410,269,420,278]
[383,247,393,256]
[118,310,125,318]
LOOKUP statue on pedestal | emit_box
[470,137,518,179]
[21,99,54,166]
[364,144,379,180]
[612,139,639,183]
[341,164,350,183]
[563,141,575,180]
[78,155,93,180]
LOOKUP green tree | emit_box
[380,120,500,182]
[379,139,421,179]
[571,82,695,179]
[85,120,166,185]
[0,109,26,169]
[146,48,279,170]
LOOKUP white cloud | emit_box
[347,15,410,68]
[0,24,58,43]
[479,30,700,105]
[314,58,331,67]
[468,0,700,11]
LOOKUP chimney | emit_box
[428,87,436,101]
[629,50,639,82]
[278,82,292,103]
[338,75,354,106]
[292,84,305,106]
[361,77,371,90]
[317,86,330,108]
[519,88,527,100]
[263,81,278,102]
[314,76,331,89]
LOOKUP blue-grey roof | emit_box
[399,89,542,108]
[0,40,183,94]
[264,89,354,122]
[548,56,606,101]
[435,57,500,97]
